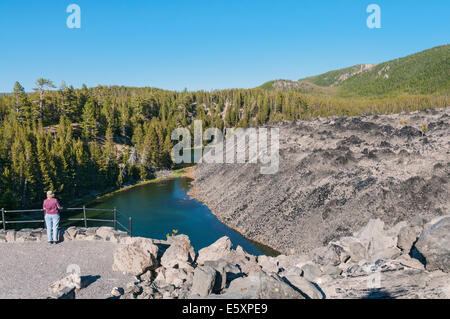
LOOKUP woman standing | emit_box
[43,191,63,244]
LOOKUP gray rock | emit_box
[312,244,343,266]
[204,259,241,292]
[96,227,127,242]
[275,254,310,270]
[121,283,143,299]
[415,216,450,272]
[15,229,44,242]
[226,271,305,299]
[356,219,401,260]
[164,268,191,288]
[331,236,366,263]
[301,263,322,282]
[322,264,342,276]
[283,275,324,299]
[191,266,217,297]
[279,266,303,278]
[257,255,279,273]
[112,237,159,276]
[160,234,195,269]
[395,255,425,270]
[196,236,232,265]
[49,273,81,294]
[5,230,16,242]
[397,226,421,252]
[225,246,260,275]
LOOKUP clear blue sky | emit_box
[0,0,448,92]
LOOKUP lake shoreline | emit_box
[76,165,280,256]
[69,168,190,208]
[186,167,281,257]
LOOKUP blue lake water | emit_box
[87,178,266,256]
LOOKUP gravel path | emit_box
[0,241,134,299]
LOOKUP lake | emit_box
[86,178,267,256]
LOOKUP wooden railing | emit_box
[0,206,133,236]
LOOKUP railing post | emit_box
[129,217,133,237]
[113,208,117,231]
[1,208,5,232]
[83,206,87,228]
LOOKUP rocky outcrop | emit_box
[48,273,81,299]
[225,271,304,299]
[112,237,159,276]
[161,235,196,269]
[196,236,232,265]
[191,107,450,255]
[191,266,218,297]
[415,216,450,272]
[110,215,450,299]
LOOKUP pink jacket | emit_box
[43,198,62,215]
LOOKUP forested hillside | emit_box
[0,78,448,209]
[261,44,450,97]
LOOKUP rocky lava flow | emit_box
[191,107,449,255]
[109,215,450,299]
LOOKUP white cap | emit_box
[47,191,54,196]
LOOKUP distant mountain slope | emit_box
[304,63,377,87]
[260,44,450,97]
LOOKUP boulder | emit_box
[226,246,260,275]
[196,236,232,265]
[63,227,78,240]
[96,226,127,242]
[395,255,425,271]
[274,254,310,270]
[257,255,279,273]
[15,229,44,242]
[49,273,81,294]
[6,230,16,242]
[301,264,322,282]
[236,246,257,263]
[279,266,303,278]
[386,221,409,238]
[415,216,450,272]
[112,237,159,276]
[311,244,343,266]
[190,266,217,297]
[355,219,401,260]
[122,283,143,299]
[111,287,124,297]
[165,268,191,288]
[282,275,323,299]
[204,259,241,292]
[226,271,304,299]
[397,226,421,252]
[154,267,167,282]
[322,264,342,276]
[160,235,195,269]
[331,236,366,263]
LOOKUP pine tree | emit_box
[81,100,98,140]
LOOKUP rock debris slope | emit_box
[191,107,449,254]
[112,215,450,299]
